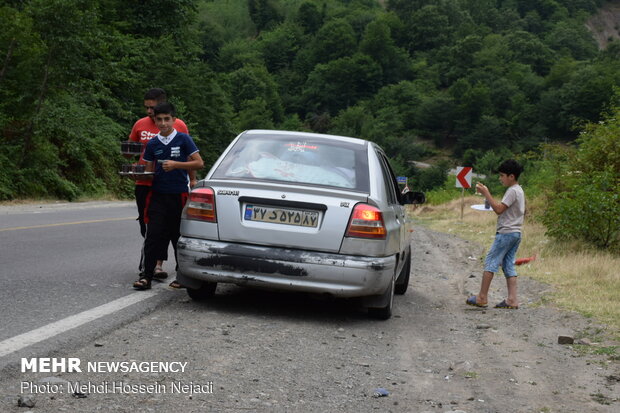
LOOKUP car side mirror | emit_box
[401,191,425,205]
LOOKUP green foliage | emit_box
[541,109,620,251]
[277,113,307,131]
[543,168,619,250]
[423,174,466,205]
[0,151,17,200]
[329,105,368,137]
[414,93,458,146]
[120,0,198,37]
[360,17,412,84]
[217,39,264,72]
[312,18,358,64]
[296,1,324,34]
[0,0,231,199]
[200,0,255,42]
[165,67,235,171]
[234,97,275,131]
[417,162,450,192]
[258,22,302,72]
[407,5,452,51]
[248,0,284,35]
[1,0,620,203]
[545,20,598,60]
[225,64,284,124]
[505,30,556,75]
[303,53,382,115]
[540,61,620,139]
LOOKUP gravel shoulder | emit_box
[1,224,618,412]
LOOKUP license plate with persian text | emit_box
[244,204,319,227]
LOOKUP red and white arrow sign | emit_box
[456,166,472,188]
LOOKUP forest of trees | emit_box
[1,0,619,201]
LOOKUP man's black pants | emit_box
[135,185,168,272]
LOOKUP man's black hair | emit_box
[153,102,176,117]
[144,88,167,102]
[498,159,523,180]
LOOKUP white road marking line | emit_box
[0,286,164,358]
[0,217,134,232]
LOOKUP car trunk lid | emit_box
[210,180,367,253]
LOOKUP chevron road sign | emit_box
[455,167,472,188]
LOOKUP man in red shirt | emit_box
[127,88,195,279]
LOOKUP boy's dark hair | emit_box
[144,88,167,102]
[153,102,176,117]
[498,159,523,180]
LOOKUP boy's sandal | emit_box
[168,280,184,289]
[133,278,151,290]
[153,266,168,280]
[495,299,519,309]
[466,295,488,308]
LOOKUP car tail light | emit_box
[345,203,386,239]
[186,188,216,222]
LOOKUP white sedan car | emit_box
[176,130,424,319]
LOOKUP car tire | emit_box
[186,282,217,300]
[395,247,411,295]
[368,274,394,320]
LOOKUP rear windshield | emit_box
[212,133,369,192]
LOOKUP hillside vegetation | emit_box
[1,0,618,250]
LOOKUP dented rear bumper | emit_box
[176,236,395,297]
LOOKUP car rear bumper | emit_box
[176,236,395,297]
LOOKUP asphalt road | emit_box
[0,201,177,371]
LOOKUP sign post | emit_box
[455,167,472,219]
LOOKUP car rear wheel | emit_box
[368,274,394,320]
[186,282,217,301]
[395,247,411,295]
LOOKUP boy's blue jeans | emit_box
[484,232,522,277]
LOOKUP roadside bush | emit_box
[541,108,620,251]
[417,160,449,191]
[33,94,125,200]
[543,168,619,250]
[0,152,16,200]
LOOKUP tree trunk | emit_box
[19,48,53,167]
[0,38,16,86]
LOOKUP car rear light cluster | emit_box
[345,203,386,239]
[186,188,216,222]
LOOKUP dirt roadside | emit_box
[0,224,618,412]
